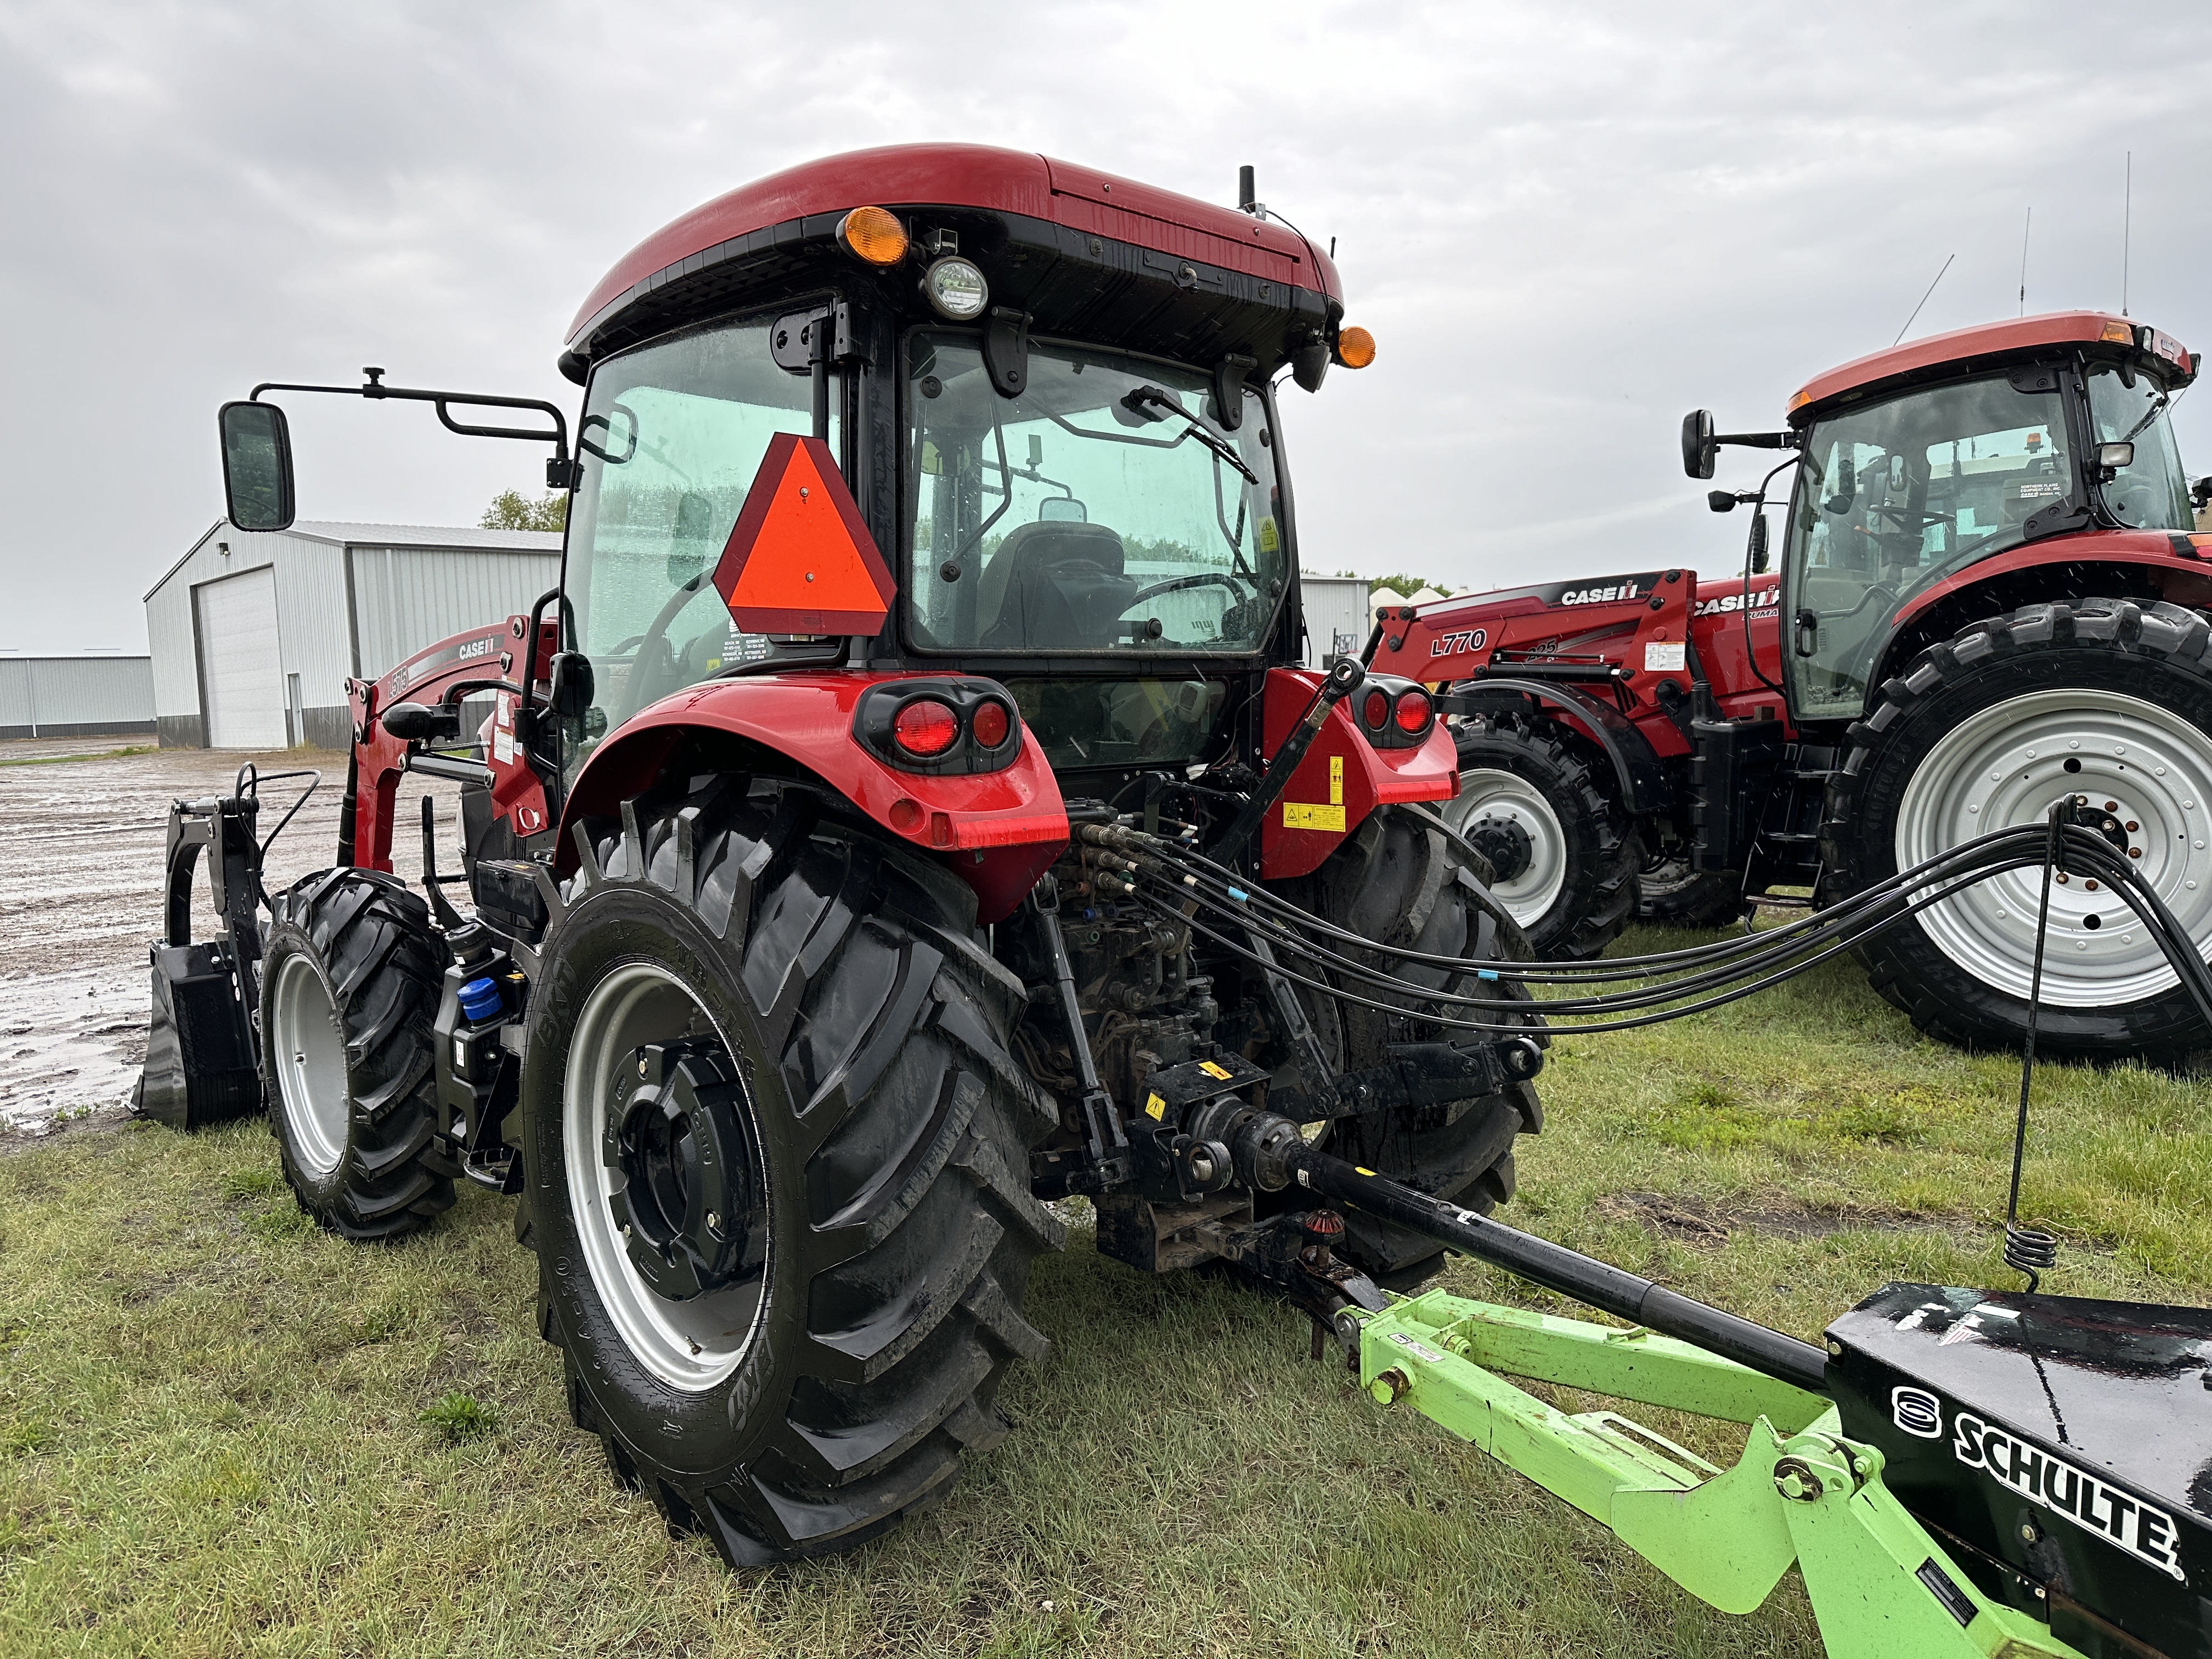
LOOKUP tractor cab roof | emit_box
[562,143,1346,383]
[1786,309,2197,425]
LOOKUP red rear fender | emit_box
[555,671,1068,923]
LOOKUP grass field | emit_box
[4,927,2209,1657]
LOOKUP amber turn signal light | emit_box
[1336,325,1376,369]
[838,206,909,268]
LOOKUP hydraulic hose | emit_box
[1103,815,2212,1037]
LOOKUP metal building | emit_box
[144,521,563,749]
[0,656,155,740]
[1300,575,1371,668]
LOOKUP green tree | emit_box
[481,489,568,532]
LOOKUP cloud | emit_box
[4,0,2210,650]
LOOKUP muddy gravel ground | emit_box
[1,738,470,1139]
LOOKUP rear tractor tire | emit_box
[259,868,458,1240]
[1280,804,1547,1288]
[518,781,1063,1566]
[1445,713,1640,960]
[1826,597,2212,1062]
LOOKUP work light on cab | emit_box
[922,257,989,320]
[892,697,961,757]
[838,206,909,268]
[1336,326,1376,369]
[1394,688,1431,734]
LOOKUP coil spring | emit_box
[2004,1222,2058,1291]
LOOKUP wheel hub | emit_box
[1466,815,1536,883]
[1894,687,2212,1006]
[604,1041,755,1302]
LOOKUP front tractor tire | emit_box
[1825,598,2212,1062]
[260,869,458,1240]
[1446,713,1640,960]
[518,783,1063,1567]
[1283,805,1547,1286]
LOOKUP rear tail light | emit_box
[1363,689,1391,729]
[970,699,1012,749]
[892,698,960,757]
[1395,689,1432,733]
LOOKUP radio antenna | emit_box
[2122,151,2132,316]
[2018,206,2033,317]
[1894,253,1955,346]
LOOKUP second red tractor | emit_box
[1375,312,2212,1060]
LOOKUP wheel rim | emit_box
[563,962,770,1392]
[269,951,349,1178]
[1448,768,1568,927]
[1894,686,2212,1006]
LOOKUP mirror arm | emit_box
[247,375,580,489]
[1713,430,1801,451]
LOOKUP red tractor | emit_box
[138,145,1549,1565]
[1376,312,2212,1060]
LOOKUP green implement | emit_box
[1353,1290,2086,1659]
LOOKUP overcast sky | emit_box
[6,1,2211,651]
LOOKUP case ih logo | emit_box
[1545,572,1663,607]
[1695,585,1780,618]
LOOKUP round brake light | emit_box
[892,698,960,757]
[1395,689,1432,733]
[1362,689,1391,729]
[970,699,1011,748]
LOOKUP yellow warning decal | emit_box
[1283,802,1347,831]
[1329,754,1344,806]
[1257,516,1280,554]
[1145,1093,1166,1121]
[1198,1060,1232,1080]
[1355,1166,1378,1176]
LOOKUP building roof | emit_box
[146,520,563,602]
[568,142,1341,349]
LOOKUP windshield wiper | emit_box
[2119,388,2171,445]
[1119,386,1259,484]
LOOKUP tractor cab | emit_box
[552,145,1354,807]
[1770,314,2198,721]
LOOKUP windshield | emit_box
[562,315,838,781]
[904,332,1285,654]
[1784,373,2070,719]
[2086,364,2193,530]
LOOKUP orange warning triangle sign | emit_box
[713,433,896,636]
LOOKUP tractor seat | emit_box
[977,520,1136,649]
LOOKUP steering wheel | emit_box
[1128,572,1246,606]
[610,573,710,727]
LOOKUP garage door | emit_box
[195,567,286,749]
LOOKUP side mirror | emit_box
[1038,497,1088,523]
[1707,490,1737,514]
[1290,341,1331,394]
[1681,409,1717,479]
[548,651,595,720]
[2096,441,2136,472]
[1747,511,1770,575]
[218,400,296,532]
[381,701,461,743]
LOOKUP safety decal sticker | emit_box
[1330,755,1344,806]
[1197,1062,1232,1081]
[1144,1093,1167,1121]
[1953,1412,2187,1582]
[1644,641,1688,672]
[1386,1331,1447,1364]
[1284,802,1347,831]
